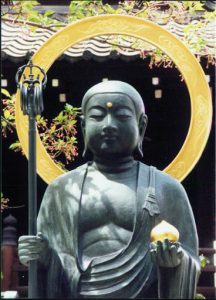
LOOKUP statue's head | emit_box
[80,80,148,160]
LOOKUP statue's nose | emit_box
[102,114,117,133]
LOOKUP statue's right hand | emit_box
[18,232,50,267]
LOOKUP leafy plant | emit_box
[1,89,15,138]
[1,193,9,213]
[37,104,81,168]
[195,293,206,299]
[194,254,211,299]
[199,253,210,269]
[1,88,81,169]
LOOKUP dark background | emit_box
[1,55,215,251]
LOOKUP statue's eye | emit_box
[89,113,104,120]
[88,108,105,120]
[116,115,131,121]
[115,109,133,120]
[91,115,103,120]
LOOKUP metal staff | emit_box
[16,60,47,298]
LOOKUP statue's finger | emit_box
[164,238,171,250]
[37,232,49,246]
[150,248,157,264]
[37,232,45,240]
[19,256,29,266]
[161,239,171,266]
[18,249,28,258]
[150,242,157,250]
[177,247,183,259]
[19,253,39,266]
[170,244,181,266]
[170,243,177,254]
[156,241,164,264]
[18,241,43,252]
[18,235,38,243]
[156,240,163,249]
[18,248,39,257]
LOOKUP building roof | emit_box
[2,15,215,63]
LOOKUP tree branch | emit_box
[2,16,144,52]
[2,17,58,32]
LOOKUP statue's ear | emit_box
[135,113,148,158]
[80,115,87,158]
[139,113,148,141]
[80,115,85,136]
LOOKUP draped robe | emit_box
[37,162,200,298]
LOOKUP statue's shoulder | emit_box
[49,163,88,187]
[155,167,179,185]
[138,161,183,190]
[153,166,187,203]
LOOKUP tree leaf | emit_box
[9,142,21,151]
[44,10,55,17]
[195,293,206,299]
[1,88,11,98]
[28,15,41,23]
[2,121,7,127]
[199,254,209,268]
[4,110,10,119]
[69,2,77,14]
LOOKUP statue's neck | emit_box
[92,155,135,173]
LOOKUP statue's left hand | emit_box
[150,239,184,268]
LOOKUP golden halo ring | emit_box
[15,15,212,184]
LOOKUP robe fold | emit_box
[37,162,200,298]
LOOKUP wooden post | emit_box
[1,214,19,291]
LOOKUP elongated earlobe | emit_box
[80,115,92,159]
[82,145,87,158]
[134,114,148,158]
[80,115,87,157]
[137,141,144,158]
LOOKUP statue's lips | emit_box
[101,135,118,141]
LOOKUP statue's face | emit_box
[82,93,141,159]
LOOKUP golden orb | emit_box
[150,220,179,242]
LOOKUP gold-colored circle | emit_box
[15,15,212,184]
[106,102,113,108]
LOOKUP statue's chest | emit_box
[79,172,137,231]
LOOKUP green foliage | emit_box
[3,0,64,30]
[199,254,210,269]
[38,104,81,167]
[195,293,206,299]
[1,89,81,169]
[1,89,15,137]
[8,141,22,151]
[1,193,9,212]
[182,1,205,13]
[194,254,210,299]
[1,89,80,168]
[1,88,11,98]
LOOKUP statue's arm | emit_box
[18,184,60,268]
[36,181,80,297]
[152,175,201,299]
[18,179,79,298]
